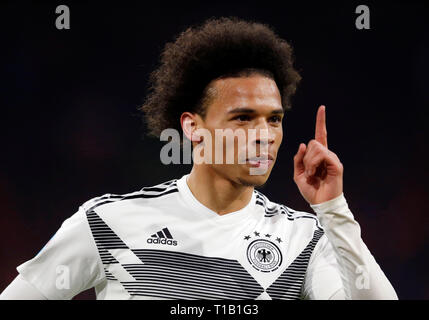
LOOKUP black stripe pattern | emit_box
[121,249,265,300]
[104,268,117,281]
[266,229,325,299]
[85,180,179,275]
[87,209,128,265]
[84,180,179,213]
[255,191,323,231]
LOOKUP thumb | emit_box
[293,143,307,176]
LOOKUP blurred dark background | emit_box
[0,0,428,299]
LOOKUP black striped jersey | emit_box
[16,174,345,300]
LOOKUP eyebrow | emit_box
[227,107,284,115]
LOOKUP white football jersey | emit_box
[16,174,345,300]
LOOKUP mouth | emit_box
[246,154,274,168]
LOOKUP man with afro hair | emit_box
[1,17,397,300]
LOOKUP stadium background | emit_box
[0,1,428,299]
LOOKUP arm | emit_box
[310,193,398,299]
[294,105,397,299]
[2,206,105,300]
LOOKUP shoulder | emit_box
[80,178,179,214]
[254,189,324,231]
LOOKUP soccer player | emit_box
[0,17,397,300]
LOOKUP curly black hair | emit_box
[140,17,302,137]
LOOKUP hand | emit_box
[293,105,344,205]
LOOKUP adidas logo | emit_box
[147,227,178,246]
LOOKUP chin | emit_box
[237,172,270,187]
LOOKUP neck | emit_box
[186,165,254,215]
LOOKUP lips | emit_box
[246,154,274,168]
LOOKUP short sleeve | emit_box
[16,206,105,300]
[302,233,346,300]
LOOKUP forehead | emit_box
[206,75,282,113]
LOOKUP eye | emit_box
[233,115,251,122]
[269,116,282,123]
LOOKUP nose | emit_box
[253,119,275,146]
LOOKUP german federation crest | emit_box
[247,239,282,272]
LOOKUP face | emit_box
[193,74,284,187]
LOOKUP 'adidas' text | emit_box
[147,238,178,246]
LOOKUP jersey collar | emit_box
[177,174,257,224]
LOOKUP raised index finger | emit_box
[315,105,328,147]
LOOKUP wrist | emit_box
[310,192,348,214]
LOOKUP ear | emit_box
[180,112,203,143]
